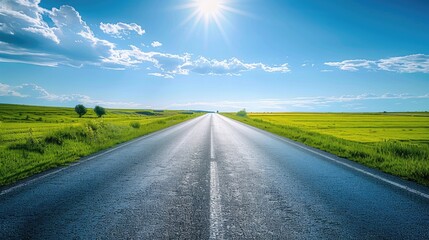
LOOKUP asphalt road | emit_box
[1,113,429,239]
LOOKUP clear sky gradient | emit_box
[0,0,428,111]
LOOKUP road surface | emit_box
[1,114,429,239]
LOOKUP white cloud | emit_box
[148,73,174,79]
[325,59,375,71]
[183,57,290,76]
[377,54,429,73]
[259,63,290,73]
[0,1,139,67]
[0,82,143,108]
[167,93,429,110]
[103,47,290,77]
[22,26,60,44]
[0,0,59,44]
[187,57,249,75]
[0,83,27,97]
[0,2,115,67]
[301,63,315,67]
[151,41,162,47]
[0,1,290,78]
[325,54,429,73]
[3,81,428,111]
[99,22,145,38]
[151,52,191,74]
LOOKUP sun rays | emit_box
[179,0,244,44]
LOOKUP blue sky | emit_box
[0,0,428,111]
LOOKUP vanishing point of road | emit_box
[1,114,429,239]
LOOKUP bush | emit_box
[86,120,105,132]
[130,122,141,129]
[181,111,194,115]
[9,128,45,153]
[75,104,87,118]
[44,134,64,145]
[136,111,155,116]
[236,109,247,117]
[94,106,106,118]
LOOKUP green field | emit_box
[0,104,202,186]
[224,112,429,186]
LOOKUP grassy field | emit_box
[224,112,429,186]
[0,104,202,186]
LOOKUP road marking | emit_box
[209,115,223,239]
[209,161,223,239]
[210,124,215,159]
[0,115,206,196]
[220,115,429,201]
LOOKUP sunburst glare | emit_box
[180,0,244,44]
[198,0,222,16]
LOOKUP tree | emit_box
[236,109,247,117]
[94,105,106,118]
[75,104,87,118]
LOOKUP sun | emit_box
[179,0,246,44]
[185,0,227,26]
[197,0,222,17]
[180,0,243,43]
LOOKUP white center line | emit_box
[209,115,223,239]
[210,124,215,159]
[209,161,223,239]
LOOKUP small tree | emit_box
[75,104,87,118]
[236,109,247,117]
[94,105,106,118]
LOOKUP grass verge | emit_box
[0,104,201,186]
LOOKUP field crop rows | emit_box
[249,113,429,143]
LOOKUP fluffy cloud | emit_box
[151,41,162,47]
[148,73,174,79]
[325,54,429,73]
[167,93,429,110]
[3,81,428,110]
[0,1,114,67]
[0,0,59,44]
[104,47,290,77]
[377,54,429,73]
[187,57,250,75]
[151,53,191,74]
[0,82,143,108]
[325,59,375,71]
[184,57,290,75]
[0,83,27,97]
[0,0,290,78]
[100,22,145,38]
[259,63,290,73]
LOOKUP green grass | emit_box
[223,112,429,186]
[0,104,202,186]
